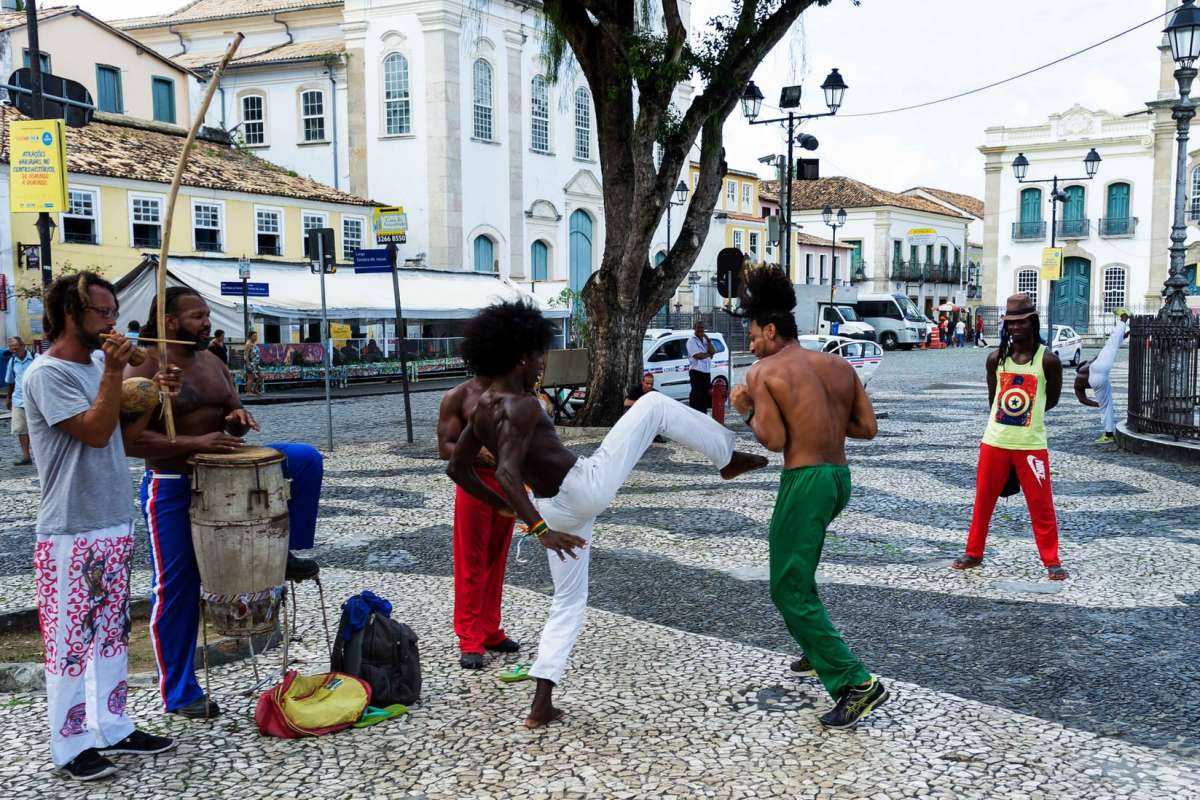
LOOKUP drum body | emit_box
[189,447,291,637]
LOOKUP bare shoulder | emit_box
[985,349,1000,368]
[1042,348,1062,372]
[439,381,468,413]
[499,392,544,426]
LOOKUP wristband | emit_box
[526,519,549,538]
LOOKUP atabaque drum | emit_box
[189,446,291,637]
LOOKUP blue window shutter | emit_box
[568,210,593,292]
[1019,188,1041,223]
[1106,183,1129,220]
[1063,186,1084,221]
[96,66,124,114]
[474,236,494,272]
[531,240,548,281]
[152,78,175,123]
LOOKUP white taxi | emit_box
[1049,324,1084,366]
[796,334,884,387]
[569,329,731,407]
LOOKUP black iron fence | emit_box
[1127,315,1200,441]
[648,310,749,352]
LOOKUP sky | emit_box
[70,0,1167,201]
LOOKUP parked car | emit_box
[1049,324,1083,366]
[796,334,884,387]
[569,329,731,407]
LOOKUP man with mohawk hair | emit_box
[731,265,890,730]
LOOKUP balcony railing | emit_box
[889,260,924,282]
[1056,218,1090,239]
[1012,221,1046,241]
[1098,217,1137,237]
[888,261,963,284]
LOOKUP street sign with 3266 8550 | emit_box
[374,206,407,244]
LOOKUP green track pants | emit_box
[769,463,871,700]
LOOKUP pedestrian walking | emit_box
[953,293,1067,580]
[975,316,987,347]
[686,321,716,413]
[955,318,967,348]
[23,272,180,780]
[207,330,228,365]
[732,266,889,730]
[1074,309,1130,444]
[5,336,35,465]
[242,330,262,395]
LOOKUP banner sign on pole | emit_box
[220,281,268,297]
[373,206,407,243]
[353,247,393,273]
[1040,247,1063,281]
[238,258,251,279]
[10,119,68,213]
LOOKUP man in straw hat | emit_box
[953,292,1068,580]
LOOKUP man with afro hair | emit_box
[449,299,766,728]
[731,265,890,730]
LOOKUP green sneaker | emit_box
[1093,433,1115,444]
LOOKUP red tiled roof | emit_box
[905,186,984,219]
[761,176,972,220]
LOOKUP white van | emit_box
[816,303,876,342]
[853,293,928,351]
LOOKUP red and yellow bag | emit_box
[255,670,371,738]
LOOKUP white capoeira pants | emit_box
[34,523,137,767]
[528,391,736,686]
[1088,320,1128,434]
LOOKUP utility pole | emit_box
[26,0,53,287]
[387,242,414,444]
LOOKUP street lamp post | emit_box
[1010,147,1101,341]
[664,179,689,259]
[1164,0,1200,321]
[822,205,847,308]
[742,69,847,283]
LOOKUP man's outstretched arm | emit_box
[446,423,510,510]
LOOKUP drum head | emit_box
[191,446,284,467]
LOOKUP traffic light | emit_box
[305,227,336,273]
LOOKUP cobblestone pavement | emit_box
[1,345,1199,799]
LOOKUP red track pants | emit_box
[452,468,516,653]
[965,443,1061,568]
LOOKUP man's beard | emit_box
[77,328,104,351]
[180,328,211,350]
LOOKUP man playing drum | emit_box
[123,287,324,720]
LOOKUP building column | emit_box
[871,217,890,293]
[419,10,464,270]
[505,29,525,279]
[981,150,1003,307]
[343,21,369,199]
[1148,106,1177,306]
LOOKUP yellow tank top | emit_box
[983,344,1047,450]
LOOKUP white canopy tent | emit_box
[114,257,566,337]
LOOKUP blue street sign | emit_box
[220,281,268,297]
[354,247,393,274]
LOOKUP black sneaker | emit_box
[460,652,485,669]
[171,696,220,720]
[98,730,177,756]
[285,552,319,582]
[61,749,119,781]
[789,654,816,676]
[486,638,520,654]
[818,677,890,730]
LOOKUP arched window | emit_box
[1016,268,1039,304]
[1191,167,1200,219]
[1103,266,1126,312]
[383,53,411,135]
[1017,187,1042,240]
[473,59,493,141]
[240,93,266,145]
[1103,182,1131,235]
[531,240,548,281]
[569,210,593,291]
[654,251,667,266]
[530,76,549,153]
[473,235,495,273]
[574,88,591,160]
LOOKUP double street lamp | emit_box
[741,68,848,281]
[1010,146,1101,339]
[821,205,847,306]
[1162,0,1200,320]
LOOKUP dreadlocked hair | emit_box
[43,272,117,342]
[142,286,202,338]
[994,314,1043,379]
[460,299,556,377]
[738,265,798,339]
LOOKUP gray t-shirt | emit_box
[22,351,134,536]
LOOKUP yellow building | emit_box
[1,106,377,341]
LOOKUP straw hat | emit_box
[1001,293,1038,321]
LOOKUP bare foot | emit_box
[720,450,769,480]
[524,678,564,729]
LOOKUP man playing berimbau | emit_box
[731,265,890,730]
[123,287,324,719]
[447,300,767,728]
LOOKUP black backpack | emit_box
[331,608,422,707]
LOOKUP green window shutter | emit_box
[474,236,494,272]
[1063,186,1084,221]
[152,78,175,124]
[531,240,548,281]
[1106,183,1130,220]
[1019,188,1042,223]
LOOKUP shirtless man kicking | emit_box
[123,287,324,719]
[447,300,766,728]
[731,266,889,730]
[438,377,520,669]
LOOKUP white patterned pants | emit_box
[34,523,137,767]
[1088,320,1128,434]
[529,392,735,686]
